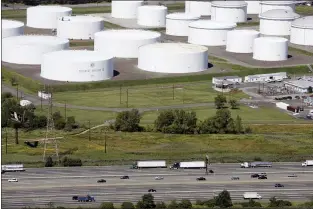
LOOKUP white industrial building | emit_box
[2,35,69,65]
[185,1,212,16]
[111,1,143,19]
[57,16,104,40]
[246,1,261,14]
[226,30,260,53]
[94,29,161,58]
[211,1,248,23]
[138,43,208,74]
[137,5,167,27]
[260,1,296,13]
[253,37,288,61]
[212,76,242,85]
[244,72,288,83]
[2,19,24,38]
[166,13,200,36]
[188,20,237,46]
[284,77,313,93]
[27,6,72,29]
[41,50,114,82]
[259,9,300,36]
[290,16,313,46]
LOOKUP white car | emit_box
[155,176,164,180]
[8,178,18,182]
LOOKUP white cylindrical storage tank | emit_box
[111,1,143,19]
[2,19,24,38]
[259,9,300,36]
[138,43,208,74]
[41,50,113,82]
[185,1,212,16]
[57,16,104,40]
[94,29,161,58]
[211,1,248,23]
[2,35,69,65]
[290,16,313,46]
[260,1,295,13]
[188,20,237,46]
[253,37,288,61]
[226,30,260,53]
[166,13,200,36]
[27,6,72,29]
[137,5,167,27]
[246,1,261,14]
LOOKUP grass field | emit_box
[289,47,313,56]
[296,5,313,15]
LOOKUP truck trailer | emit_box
[77,195,95,202]
[170,161,206,169]
[243,192,262,199]
[1,164,25,173]
[241,162,272,168]
[131,160,167,169]
[302,160,313,167]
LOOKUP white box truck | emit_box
[131,160,167,169]
[302,160,313,167]
[1,164,25,174]
[243,192,262,199]
[170,161,206,169]
[241,162,272,168]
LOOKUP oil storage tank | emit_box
[27,6,72,29]
[260,1,295,13]
[2,35,69,65]
[188,20,237,46]
[2,19,24,38]
[185,1,212,16]
[137,5,167,27]
[166,13,200,36]
[259,9,300,36]
[226,30,260,53]
[111,1,143,19]
[41,50,113,82]
[211,1,248,23]
[57,16,104,40]
[138,43,208,74]
[94,29,161,58]
[246,1,261,15]
[290,16,313,46]
[253,37,288,61]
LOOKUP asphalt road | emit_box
[2,163,313,208]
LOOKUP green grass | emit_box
[237,22,260,27]
[209,56,228,63]
[69,40,94,47]
[296,5,313,15]
[289,47,313,56]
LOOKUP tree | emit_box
[179,199,192,209]
[215,190,233,208]
[55,118,66,130]
[214,94,227,109]
[100,202,115,209]
[155,202,167,209]
[114,109,142,132]
[308,86,313,93]
[234,115,244,134]
[229,99,239,109]
[45,156,54,167]
[268,197,292,207]
[136,201,144,209]
[154,110,175,132]
[213,109,234,134]
[241,199,262,208]
[141,194,156,209]
[121,202,135,209]
[203,199,216,208]
[167,200,179,209]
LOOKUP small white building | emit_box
[284,80,313,93]
[212,76,242,85]
[38,91,52,100]
[244,72,288,83]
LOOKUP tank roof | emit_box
[139,5,167,10]
[228,29,260,35]
[140,43,208,54]
[259,9,300,20]
[260,1,295,5]
[2,19,24,28]
[189,20,237,29]
[212,1,248,7]
[166,13,200,20]
[43,50,112,62]
[291,16,313,29]
[58,15,104,22]
[255,37,288,43]
[28,5,72,12]
[2,35,69,45]
[95,29,161,40]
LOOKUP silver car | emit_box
[155,176,164,180]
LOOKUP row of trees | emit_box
[45,156,82,167]
[2,0,111,6]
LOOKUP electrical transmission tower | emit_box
[42,88,59,162]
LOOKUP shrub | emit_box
[61,157,82,167]
[241,199,262,208]
[45,156,53,167]
[121,202,135,209]
[203,199,216,208]
[100,202,115,209]
[195,199,205,206]
[114,109,143,132]
[155,202,167,209]
[179,199,192,209]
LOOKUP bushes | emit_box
[121,202,134,209]
[61,157,82,167]
[113,109,143,132]
[45,156,54,167]
[100,202,115,209]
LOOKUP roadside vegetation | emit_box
[288,47,313,57]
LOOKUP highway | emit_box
[2,163,313,208]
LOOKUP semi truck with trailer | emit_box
[241,162,272,168]
[302,160,313,167]
[1,164,25,173]
[76,195,95,202]
[243,192,262,199]
[170,161,206,169]
[131,160,167,169]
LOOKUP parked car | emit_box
[8,178,18,182]
[275,183,284,187]
[288,174,297,178]
[120,175,129,179]
[97,179,106,183]
[155,176,164,180]
[231,176,240,180]
[148,189,156,192]
[196,177,206,181]
[251,173,259,178]
[258,175,267,179]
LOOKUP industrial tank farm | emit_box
[185,1,212,16]
[226,30,260,53]
[253,37,288,61]
[41,50,114,82]
[290,16,313,46]
[138,43,208,74]
[166,13,200,36]
[137,5,167,27]
[94,29,161,58]
[260,1,296,13]
[246,1,261,15]
[111,1,143,19]
[2,19,24,38]
[27,6,72,29]
[211,1,248,23]
[259,9,300,36]
[57,16,104,40]
[188,20,237,46]
[2,35,69,65]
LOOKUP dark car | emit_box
[97,179,106,183]
[148,189,156,192]
[231,176,240,180]
[196,177,206,181]
[258,175,267,179]
[209,169,214,174]
[72,196,78,200]
[288,174,297,178]
[251,173,259,178]
[275,183,284,187]
[120,175,129,179]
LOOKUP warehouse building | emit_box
[244,72,288,83]
[284,79,313,93]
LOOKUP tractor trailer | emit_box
[170,161,206,169]
[241,162,272,168]
[131,160,167,169]
[243,192,262,199]
[302,160,313,167]
[1,164,25,173]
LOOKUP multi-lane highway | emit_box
[2,163,313,208]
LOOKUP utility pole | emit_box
[88,120,91,141]
[205,155,209,175]
[5,127,8,154]
[40,93,43,110]
[120,85,122,105]
[64,102,67,120]
[172,84,175,100]
[104,129,107,154]
[182,88,184,104]
[126,89,129,108]
[16,83,19,100]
